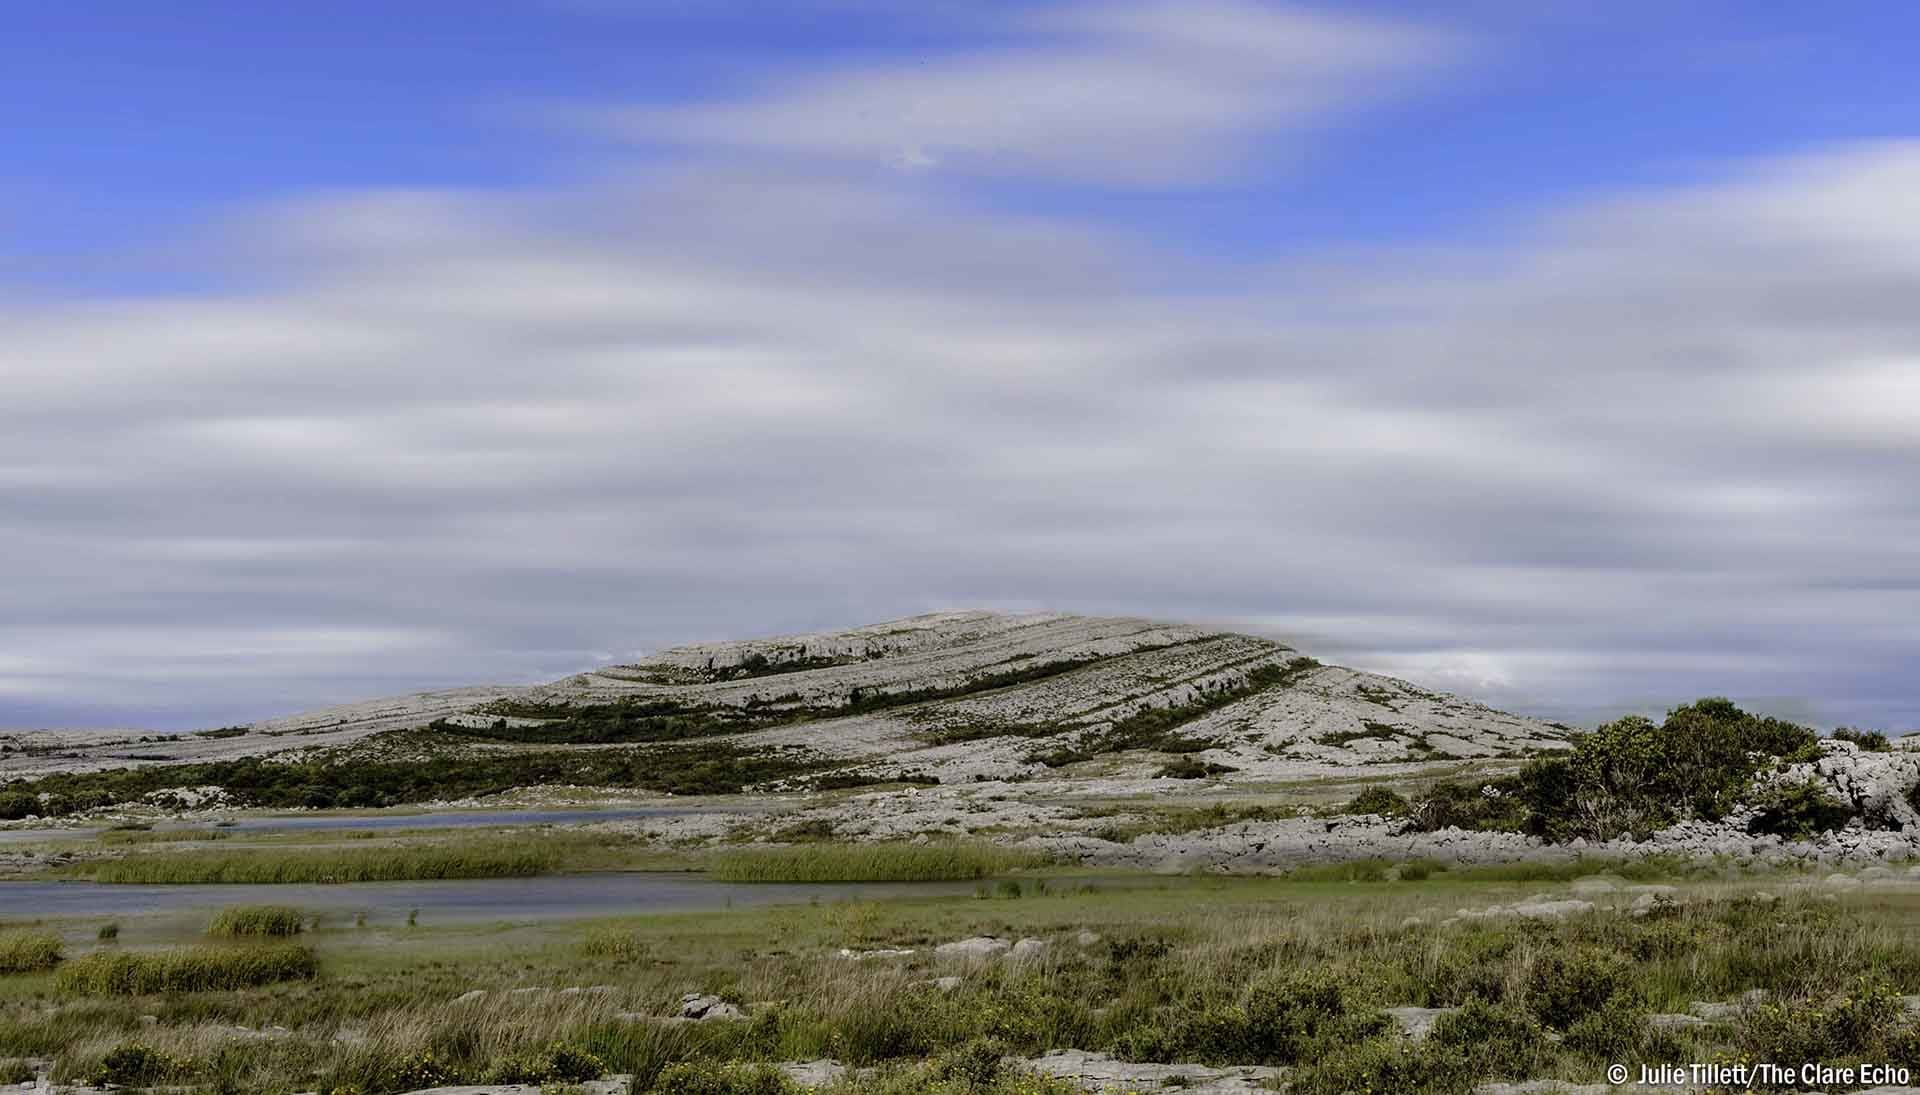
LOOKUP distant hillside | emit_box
[435,611,1571,785]
[1,612,1571,787]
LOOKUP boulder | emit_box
[676,992,744,1021]
[935,936,1011,962]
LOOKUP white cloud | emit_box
[3,77,1919,730]
[591,1,1462,186]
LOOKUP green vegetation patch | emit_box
[1031,657,1319,766]
[207,905,304,938]
[708,842,1046,882]
[0,931,62,975]
[54,943,315,995]
[1404,698,1826,843]
[88,842,556,884]
[1,738,820,816]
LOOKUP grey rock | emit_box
[677,992,745,1021]
[1384,1005,1456,1041]
[935,936,1011,962]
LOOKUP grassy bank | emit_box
[54,944,315,995]
[87,843,558,884]
[708,842,1046,882]
[6,870,1920,1093]
[0,932,61,975]
[207,905,304,937]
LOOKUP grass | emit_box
[4,869,1920,1093]
[86,842,559,884]
[708,842,1048,882]
[0,931,61,975]
[207,905,304,937]
[98,827,232,845]
[53,944,316,995]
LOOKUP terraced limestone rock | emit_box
[452,611,1571,785]
[2,611,1572,787]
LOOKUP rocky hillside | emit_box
[1,612,1572,785]
[440,611,1572,784]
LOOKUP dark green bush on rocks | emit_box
[1408,698,1824,843]
[1746,778,1853,839]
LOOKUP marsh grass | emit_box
[207,905,304,938]
[54,943,316,995]
[98,828,231,845]
[86,841,559,884]
[708,843,1047,882]
[0,932,61,975]
[7,873,1920,1094]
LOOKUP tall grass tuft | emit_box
[54,944,315,995]
[207,905,304,938]
[708,843,1045,882]
[0,930,63,974]
[88,842,557,884]
[98,828,230,846]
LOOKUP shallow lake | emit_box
[0,872,1000,926]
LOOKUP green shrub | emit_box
[1408,780,1528,833]
[92,1042,193,1087]
[54,943,315,995]
[649,1060,801,1095]
[931,1037,1009,1086]
[1834,726,1892,752]
[96,922,119,942]
[1504,698,1823,842]
[0,930,62,974]
[207,904,304,937]
[0,792,40,820]
[1288,1038,1478,1095]
[1428,999,1548,1079]
[1116,970,1386,1065]
[1747,778,1853,839]
[1346,785,1410,817]
[1561,998,1648,1060]
[1525,947,1636,1029]
[487,1042,606,1084]
[1738,978,1909,1064]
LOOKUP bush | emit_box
[1513,699,1822,842]
[649,1061,801,1095]
[1428,999,1547,1078]
[54,944,315,995]
[207,905,304,937]
[92,1043,193,1087]
[487,1042,606,1084]
[1408,780,1528,833]
[1288,1039,1478,1095]
[1747,778,1853,839]
[0,792,37,820]
[1117,970,1386,1065]
[1525,947,1636,1029]
[1561,998,1648,1060]
[1834,726,1892,752]
[1346,785,1410,817]
[0,931,62,974]
[1738,979,1909,1063]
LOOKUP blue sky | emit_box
[14,2,1920,281]
[3,2,1918,731]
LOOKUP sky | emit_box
[3,1,1917,732]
